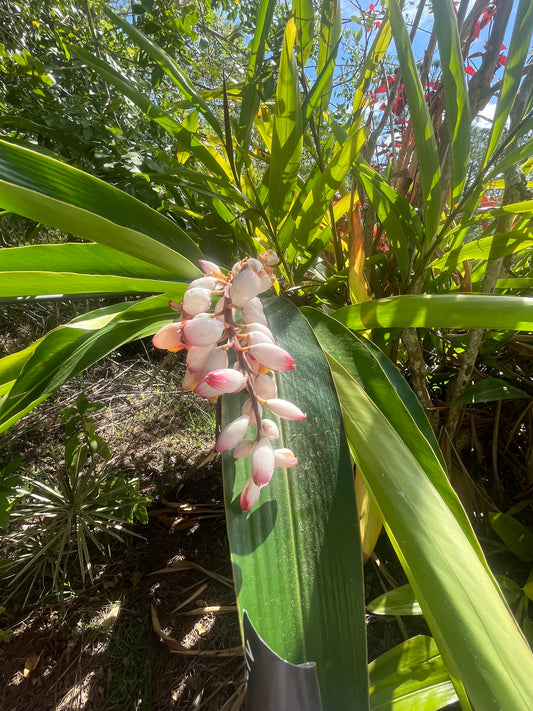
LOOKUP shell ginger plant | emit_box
[152,252,306,511]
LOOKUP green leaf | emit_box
[0,244,190,298]
[0,295,181,433]
[222,297,368,711]
[352,17,392,116]
[102,6,224,141]
[0,140,202,279]
[367,584,423,616]
[266,18,303,230]
[497,278,533,291]
[304,308,485,561]
[354,160,423,280]
[489,512,533,562]
[430,231,533,272]
[335,294,533,330]
[432,0,470,202]
[279,123,366,260]
[455,377,531,405]
[315,0,341,122]
[385,0,441,242]
[237,0,275,155]
[294,0,314,67]
[483,0,533,168]
[328,355,533,709]
[369,636,457,711]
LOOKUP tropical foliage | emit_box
[1,0,533,709]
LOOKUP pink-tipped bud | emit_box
[252,437,275,486]
[253,374,278,399]
[186,345,214,373]
[182,287,213,315]
[233,439,255,459]
[248,343,295,371]
[183,314,225,346]
[265,398,306,420]
[152,322,185,351]
[215,415,250,452]
[194,381,221,399]
[230,268,262,307]
[260,419,279,440]
[242,398,261,426]
[274,448,298,468]
[204,369,245,394]
[240,477,261,512]
[198,259,223,276]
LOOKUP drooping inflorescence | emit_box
[152,252,306,511]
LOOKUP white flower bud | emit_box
[265,398,306,420]
[183,315,225,346]
[230,268,262,307]
[215,415,250,452]
[233,439,255,459]
[253,374,277,399]
[252,437,275,486]
[183,287,213,316]
[260,419,279,440]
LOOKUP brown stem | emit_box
[401,328,439,432]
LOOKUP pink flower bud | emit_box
[188,276,223,291]
[242,398,261,425]
[215,415,250,452]
[186,345,214,373]
[183,314,225,346]
[252,437,275,486]
[204,369,245,394]
[248,343,295,371]
[152,322,185,351]
[260,419,279,440]
[194,381,221,399]
[230,268,262,307]
[233,439,255,459]
[265,398,306,420]
[240,477,261,512]
[198,259,222,276]
[274,448,298,468]
[182,287,213,315]
[205,347,229,372]
[253,374,278,399]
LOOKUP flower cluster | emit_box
[152,252,306,511]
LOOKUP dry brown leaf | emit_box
[150,603,184,651]
[169,645,243,657]
[23,652,42,677]
[148,560,233,588]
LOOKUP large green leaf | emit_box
[0,140,202,279]
[222,297,368,711]
[315,0,341,124]
[483,0,533,168]
[385,0,441,242]
[304,308,487,563]
[328,354,533,709]
[237,0,275,156]
[266,18,303,231]
[0,244,189,298]
[0,294,181,433]
[432,0,470,202]
[368,636,457,711]
[367,584,423,616]
[335,294,533,330]
[294,0,314,67]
